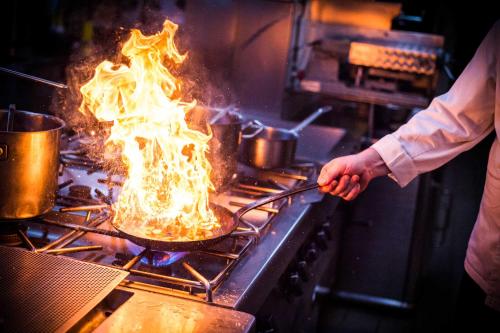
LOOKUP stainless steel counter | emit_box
[95,287,255,333]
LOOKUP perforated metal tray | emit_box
[0,246,128,333]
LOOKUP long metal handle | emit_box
[0,66,68,89]
[234,182,320,222]
[290,106,333,134]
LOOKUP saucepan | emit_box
[43,182,321,251]
[186,105,243,191]
[239,106,332,169]
[0,108,65,220]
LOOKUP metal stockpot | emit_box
[239,106,332,169]
[188,106,243,191]
[0,110,65,219]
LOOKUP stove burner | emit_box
[0,223,25,246]
[141,251,187,267]
[68,185,92,199]
[127,242,187,268]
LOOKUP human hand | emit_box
[317,148,389,200]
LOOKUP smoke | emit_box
[51,8,238,184]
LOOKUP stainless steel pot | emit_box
[0,110,65,219]
[187,106,243,191]
[239,106,332,169]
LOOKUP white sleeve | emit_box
[371,21,498,187]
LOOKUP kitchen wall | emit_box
[184,0,296,114]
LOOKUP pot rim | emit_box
[0,109,66,134]
[242,126,298,142]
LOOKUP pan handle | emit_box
[234,182,320,222]
[289,106,333,135]
[241,120,265,139]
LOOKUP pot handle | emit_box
[241,120,265,139]
[289,105,333,135]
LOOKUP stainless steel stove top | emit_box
[3,117,350,332]
[15,144,322,308]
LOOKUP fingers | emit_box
[339,176,359,197]
[317,155,366,201]
[318,160,344,187]
[319,174,362,201]
[329,174,351,196]
[342,183,361,201]
[319,180,338,193]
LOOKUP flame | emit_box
[79,19,220,241]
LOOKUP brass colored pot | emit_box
[0,110,65,219]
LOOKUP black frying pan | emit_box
[111,204,237,251]
[40,183,321,251]
[113,182,319,250]
[40,204,237,251]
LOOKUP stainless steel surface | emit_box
[94,285,255,333]
[0,110,65,219]
[239,106,332,169]
[0,66,68,89]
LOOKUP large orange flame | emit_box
[79,19,219,241]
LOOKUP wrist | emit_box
[359,148,390,178]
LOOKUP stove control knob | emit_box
[297,260,310,281]
[305,244,318,263]
[316,230,328,250]
[321,221,332,239]
[288,272,303,296]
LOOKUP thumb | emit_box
[318,160,344,186]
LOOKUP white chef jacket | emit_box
[372,21,500,310]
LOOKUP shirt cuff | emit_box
[371,134,419,187]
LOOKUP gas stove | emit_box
[2,123,349,333]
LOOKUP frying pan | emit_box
[42,184,321,251]
[117,182,322,251]
[111,204,238,251]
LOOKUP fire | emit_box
[79,19,220,241]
